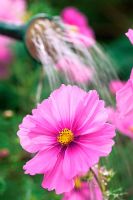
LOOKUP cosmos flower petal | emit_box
[109,69,133,139]
[116,80,133,116]
[31,100,61,134]
[73,91,107,135]
[75,124,115,156]
[63,143,97,179]
[130,68,133,80]
[42,153,74,194]
[77,140,114,157]
[61,6,95,42]
[17,129,41,153]
[109,80,126,95]
[126,29,133,45]
[109,109,133,139]
[19,113,57,136]
[63,192,83,200]
[18,115,57,153]
[78,123,115,139]
[23,145,61,175]
[61,7,88,27]
[49,84,86,129]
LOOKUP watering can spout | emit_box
[0,22,26,41]
[0,14,57,61]
[0,14,63,61]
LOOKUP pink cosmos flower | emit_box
[107,107,133,139]
[108,69,133,139]
[56,57,93,83]
[0,0,26,78]
[62,177,103,200]
[114,69,133,138]
[125,29,133,45]
[61,7,95,47]
[0,0,25,24]
[116,69,133,116]
[17,85,115,194]
[109,80,126,95]
[107,107,116,123]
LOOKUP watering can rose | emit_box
[17,85,115,194]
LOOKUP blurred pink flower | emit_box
[56,57,93,83]
[115,113,133,139]
[115,69,133,138]
[61,7,88,27]
[107,106,133,139]
[116,69,133,116]
[108,69,133,139]
[61,7,95,46]
[17,85,115,194]
[0,0,26,78]
[66,30,95,46]
[107,107,116,123]
[0,148,9,159]
[0,0,26,24]
[130,67,133,79]
[62,177,103,200]
[126,29,133,45]
[109,80,126,95]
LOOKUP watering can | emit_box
[0,14,62,61]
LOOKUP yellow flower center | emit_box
[75,177,82,189]
[57,128,74,146]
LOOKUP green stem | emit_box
[90,167,104,194]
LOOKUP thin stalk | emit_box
[90,167,104,194]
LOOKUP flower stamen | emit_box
[57,128,74,146]
[75,177,82,189]
[129,126,133,132]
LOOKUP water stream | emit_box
[31,17,118,105]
